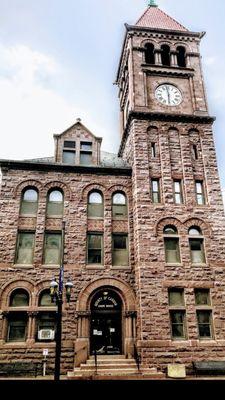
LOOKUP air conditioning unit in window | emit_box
[38,329,55,340]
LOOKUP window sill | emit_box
[111,265,131,270]
[42,264,60,269]
[191,263,207,267]
[87,217,104,221]
[13,264,34,269]
[46,215,63,219]
[165,263,183,267]
[85,264,104,270]
[19,214,37,218]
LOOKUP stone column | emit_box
[0,311,8,344]
[74,311,90,367]
[155,51,162,65]
[124,311,136,359]
[171,52,177,67]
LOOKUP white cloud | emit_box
[0,43,88,160]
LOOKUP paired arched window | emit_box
[161,45,171,66]
[177,46,186,68]
[7,289,30,342]
[20,188,38,215]
[145,43,155,65]
[38,289,53,307]
[47,189,64,217]
[163,225,181,264]
[88,191,103,218]
[189,226,206,264]
[112,192,127,219]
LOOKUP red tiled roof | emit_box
[135,6,188,32]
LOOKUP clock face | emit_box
[155,84,182,106]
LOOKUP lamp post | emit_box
[50,221,73,381]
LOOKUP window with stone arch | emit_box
[163,225,181,264]
[112,191,128,219]
[161,44,171,66]
[20,187,38,216]
[7,288,30,343]
[177,46,186,68]
[46,188,64,217]
[87,190,104,218]
[145,43,155,64]
[188,226,206,264]
[37,289,56,342]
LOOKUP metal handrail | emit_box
[134,344,141,372]
[94,348,97,375]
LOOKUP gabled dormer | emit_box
[53,118,102,166]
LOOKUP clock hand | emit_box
[166,85,170,104]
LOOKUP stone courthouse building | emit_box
[0,2,225,379]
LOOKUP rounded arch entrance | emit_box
[75,278,136,366]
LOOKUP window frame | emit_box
[88,191,104,219]
[189,227,206,265]
[195,180,206,206]
[194,289,214,340]
[169,310,187,341]
[46,189,64,218]
[20,188,39,217]
[15,231,35,266]
[7,312,28,343]
[43,232,62,266]
[173,180,183,205]
[112,192,128,220]
[87,233,103,266]
[80,141,93,165]
[62,140,76,164]
[151,179,161,204]
[112,233,129,267]
[164,236,181,265]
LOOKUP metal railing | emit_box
[93,348,98,375]
[134,344,141,372]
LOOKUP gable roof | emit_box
[135,6,188,32]
[53,119,102,142]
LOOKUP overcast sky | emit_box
[0,0,225,200]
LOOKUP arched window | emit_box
[161,45,171,66]
[37,290,56,341]
[112,192,127,219]
[39,290,53,307]
[47,189,64,217]
[20,188,38,215]
[177,46,186,68]
[145,43,155,64]
[189,226,206,264]
[88,191,103,218]
[163,225,180,263]
[9,289,29,307]
[7,289,30,342]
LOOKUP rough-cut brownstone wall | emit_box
[121,117,225,373]
[0,167,134,374]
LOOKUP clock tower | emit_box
[116,2,225,370]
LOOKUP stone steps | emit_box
[67,355,165,379]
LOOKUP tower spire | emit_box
[148,0,158,7]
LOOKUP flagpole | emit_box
[54,221,65,381]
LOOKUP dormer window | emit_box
[62,141,76,164]
[80,141,93,165]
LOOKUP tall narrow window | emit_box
[177,46,186,68]
[192,145,198,160]
[88,191,103,218]
[62,140,76,164]
[20,188,38,215]
[174,180,183,204]
[43,233,62,265]
[39,290,53,307]
[47,190,64,217]
[164,226,181,264]
[87,234,103,265]
[151,179,160,203]
[151,143,156,158]
[80,142,93,165]
[36,313,56,341]
[112,192,127,219]
[195,289,213,339]
[189,227,206,264]
[195,181,205,205]
[15,232,35,265]
[112,234,129,266]
[145,43,155,64]
[169,288,186,340]
[161,45,171,66]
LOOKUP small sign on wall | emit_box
[93,330,102,336]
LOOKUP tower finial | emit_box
[148,0,158,7]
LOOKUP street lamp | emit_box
[49,222,74,381]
